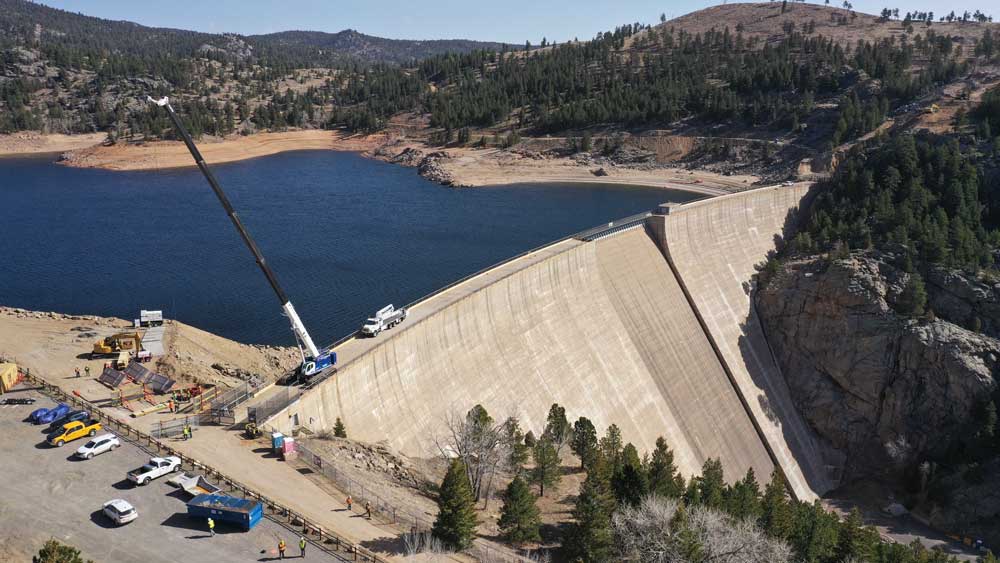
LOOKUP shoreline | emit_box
[1,130,755,194]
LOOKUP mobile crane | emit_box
[147,96,335,378]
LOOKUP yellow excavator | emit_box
[91,332,143,359]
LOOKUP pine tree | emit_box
[333,417,347,438]
[531,437,561,496]
[760,469,793,540]
[612,443,649,507]
[599,424,623,472]
[432,459,478,550]
[504,417,530,471]
[543,403,572,452]
[648,437,685,498]
[34,540,91,563]
[836,508,878,561]
[563,457,615,562]
[498,476,541,543]
[727,467,763,521]
[571,417,599,469]
[670,503,704,561]
[697,458,726,510]
[898,274,928,316]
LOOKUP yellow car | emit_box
[49,420,103,447]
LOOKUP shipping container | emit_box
[186,494,262,530]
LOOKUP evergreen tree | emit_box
[503,417,530,471]
[333,417,347,438]
[697,458,726,510]
[33,540,91,563]
[543,403,572,452]
[498,476,541,543]
[571,416,599,469]
[611,443,649,507]
[599,424,623,472]
[836,508,879,561]
[759,468,793,540]
[432,459,478,550]
[670,503,704,561]
[726,467,763,521]
[531,437,561,496]
[790,500,840,563]
[563,456,615,562]
[683,478,702,506]
[898,274,928,317]
[647,437,685,498]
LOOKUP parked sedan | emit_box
[102,499,137,525]
[31,403,70,425]
[75,434,121,459]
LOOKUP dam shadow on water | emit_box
[0,150,703,345]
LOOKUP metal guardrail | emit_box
[573,211,652,242]
[6,362,388,563]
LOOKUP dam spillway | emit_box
[268,182,832,501]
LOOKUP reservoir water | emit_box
[0,150,703,345]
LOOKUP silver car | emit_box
[75,434,120,459]
[102,499,137,525]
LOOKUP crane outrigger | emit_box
[147,96,335,377]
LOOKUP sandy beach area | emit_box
[55,129,388,170]
[434,146,751,194]
[0,132,106,155]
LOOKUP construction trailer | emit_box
[0,363,19,394]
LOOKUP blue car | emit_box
[31,403,70,425]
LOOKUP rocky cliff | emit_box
[756,253,999,479]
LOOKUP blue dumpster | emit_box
[186,494,263,530]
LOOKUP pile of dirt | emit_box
[156,320,299,388]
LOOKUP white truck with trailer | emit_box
[361,304,408,337]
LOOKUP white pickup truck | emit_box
[127,456,181,485]
[361,304,407,337]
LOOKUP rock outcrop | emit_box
[756,253,999,479]
[416,151,456,186]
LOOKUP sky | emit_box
[34,0,997,44]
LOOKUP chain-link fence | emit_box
[150,415,201,439]
[247,387,298,423]
[295,441,434,533]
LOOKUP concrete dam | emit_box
[267,182,835,501]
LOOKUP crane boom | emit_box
[147,96,322,361]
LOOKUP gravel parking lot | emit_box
[0,387,339,563]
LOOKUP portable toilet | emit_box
[281,436,297,460]
[271,432,284,453]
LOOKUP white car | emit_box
[75,434,121,459]
[102,499,138,525]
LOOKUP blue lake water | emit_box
[0,150,703,346]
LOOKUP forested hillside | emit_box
[1,0,998,163]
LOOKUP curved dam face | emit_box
[270,183,832,500]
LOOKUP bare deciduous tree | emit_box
[435,406,514,508]
[612,496,792,563]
